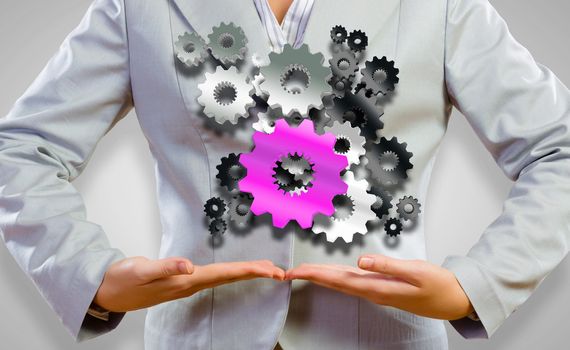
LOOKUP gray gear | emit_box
[312,171,376,243]
[229,193,254,226]
[324,121,366,166]
[175,31,208,68]
[328,75,353,97]
[207,22,248,66]
[197,66,255,125]
[329,47,359,80]
[257,43,330,117]
[396,195,421,221]
[365,136,413,186]
[360,56,399,96]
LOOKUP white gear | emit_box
[324,121,366,166]
[312,171,376,243]
[197,66,255,125]
[252,106,283,134]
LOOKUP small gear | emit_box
[384,217,402,237]
[204,197,227,219]
[324,121,366,166]
[347,30,368,52]
[366,136,413,186]
[396,195,421,221]
[312,171,377,243]
[326,89,384,142]
[329,48,359,80]
[206,22,248,66]
[216,153,247,192]
[330,25,348,44]
[197,66,255,125]
[328,75,353,97]
[175,31,208,68]
[256,43,330,117]
[360,56,400,96]
[209,218,228,235]
[272,153,315,197]
[229,193,254,226]
[368,186,393,220]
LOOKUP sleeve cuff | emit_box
[442,255,507,339]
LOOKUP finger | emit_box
[136,257,194,282]
[358,254,422,286]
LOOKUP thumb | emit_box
[137,257,194,281]
[358,254,420,284]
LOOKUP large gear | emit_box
[312,171,377,243]
[366,136,413,186]
[204,197,227,219]
[209,218,228,235]
[384,217,402,237]
[197,66,255,125]
[229,193,254,226]
[238,119,348,229]
[174,31,208,68]
[206,22,248,66]
[256,43,330,117]
[329,47,359,80]
[347,30,368,52]
[360,56,400,96]
[368,186,393,220]
[324,121,366,166]
[330,25,348,44]
[326,89,384,142]
[396,195,421,221]
[216,153,247,193]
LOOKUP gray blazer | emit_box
[0,0,569,349]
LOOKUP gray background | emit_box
[0,0,568,349]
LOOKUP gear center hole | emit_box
[373,69,387,83]
[183,43,195,53]
[282,66,310,95]
[337,58,350,71]
[379,152,399,171]
[334,137,351,154]
[332,194,354,221]
[218,33,235,48]
[214,82,237,106]
[404,203,414,213]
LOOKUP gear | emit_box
[229,193,254,226]
[326,89,384,142]
[324,121,366,166]
[396,195,421,221]
[384,217,402,237]
[360,56,400,96]
[256,43,330,117]
[216,153,247,192]
[206,22,248,66]
[330,25,348,44]
[328,75,353,97]
[312,171,376,243]
[272,153,315,196]
[197,66,255,125]
[347,30,368,52]
[252,105,284,134]
[329,47,359,80]
[368,186,393,220]
[238,119,348,229]
[366,136,413,186]
[174,31,208,68]
[209,218,228,235]
[204,197,227,219]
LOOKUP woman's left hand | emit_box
[285,254,474,321]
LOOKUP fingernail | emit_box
[359,257,374,269]
[178,262,190,274]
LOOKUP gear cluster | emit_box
[181,22,422,243]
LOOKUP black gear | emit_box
[360,56,399,95]
[330,25,348,44]
[366,136,413,186]
[368,186,393,220]
[328,75,353,97]
[384,217,402,237]
[326,90,384,141]
[229,192,254,226]
[347,30,368,52]
[216,153,247,193]
[396,195,421,221]
[204,197,227,219]
[209,218,227,235]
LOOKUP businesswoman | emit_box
[0,0,569,349]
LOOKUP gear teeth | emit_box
[361,56,400,96]
[209,218,227,235]
[347,30,368,52]
[330,25,348,44]
[206,22,248,66]
[175,31,208,68]
[204,197,227,219]
[384,217,402,237]
[396,195,421,221]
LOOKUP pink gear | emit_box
[239,119,348,229]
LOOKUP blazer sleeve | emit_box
[0,0,133,342]
[441,0,570,339]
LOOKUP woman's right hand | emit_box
[93,256,286,312]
